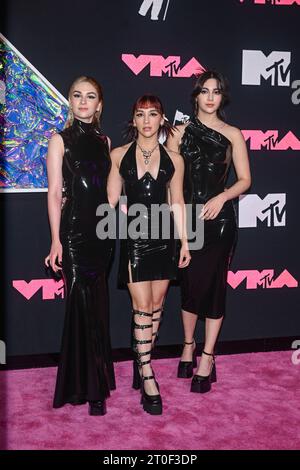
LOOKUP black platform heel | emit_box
[177,340,197,378]
[132,309,162,415]
[141,374,162,415]
[132,358,142,390]
[132,305,164,390]
[190,350,216,394]
[88,400,107,416]
[211,359,217,383]
[132,357,160,392]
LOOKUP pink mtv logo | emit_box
[242,130,300,150]
[251,0,300,5]
[122,54,205,78]
[227,270,298,289]
[13,279,65,300]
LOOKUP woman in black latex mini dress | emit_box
[108,95,190,415]
[167,71,251,393]
[45,76,115,416]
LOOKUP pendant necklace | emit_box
[136,141,159,165]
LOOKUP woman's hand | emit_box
[200,192,227,220]
[45,241,63,272]
[178,243,191,269]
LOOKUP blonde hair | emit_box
[65,76,104,128]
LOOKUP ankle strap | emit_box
[184,340,195,345]
[143,375,154,381]
[202,350,214,357]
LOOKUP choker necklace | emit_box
[136,141,159,165]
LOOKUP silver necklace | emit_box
[136,141,159,165]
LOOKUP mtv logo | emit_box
[173,109,190,125]
[242,50,291,86]
[238,194,286,228]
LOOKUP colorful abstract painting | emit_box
[0,34,68,190]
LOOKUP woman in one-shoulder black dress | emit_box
[167,71,251,393]
[108,95,190,415]
[45,77,115,416]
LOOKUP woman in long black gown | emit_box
[45,76,115,415]
[167,71,251,393]
[108,95,190,415]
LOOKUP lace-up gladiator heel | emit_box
[190,350,217,394]
[177,340,197,378]
[151,305,164,347]
[132,309,162,415]
[132,305,164,390]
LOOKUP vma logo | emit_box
[122,54,205,78]
[247,0,300,5]
[242,130,300,150]
[13,279,64,300]
[239,194,286,228]
[228,269,298,289]
[242,50,291,86]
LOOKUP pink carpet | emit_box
[0,351,299,450]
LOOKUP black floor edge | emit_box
[0,336,297,371]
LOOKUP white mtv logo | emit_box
[242,50,291,86]
[173,109,190,125]
[239,194,286,228]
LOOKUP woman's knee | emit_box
[132,300,153,313]
[152,296,164,312]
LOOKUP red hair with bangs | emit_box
[125,94,174,141]
[133,95,164,115]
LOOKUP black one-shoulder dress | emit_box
[180,117,237,319]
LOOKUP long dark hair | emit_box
[125,94,174,141]
[191,70,230,121]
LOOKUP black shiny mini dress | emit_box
[118,141,178,284]
[180,117,237,319]
[53,118,115,408]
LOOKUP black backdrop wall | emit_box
[1,0,300,357]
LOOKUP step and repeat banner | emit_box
[1,0,300,356]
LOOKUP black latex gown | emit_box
[53,118,115,408]
[118,141,178,284]
[180,117,237,319]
